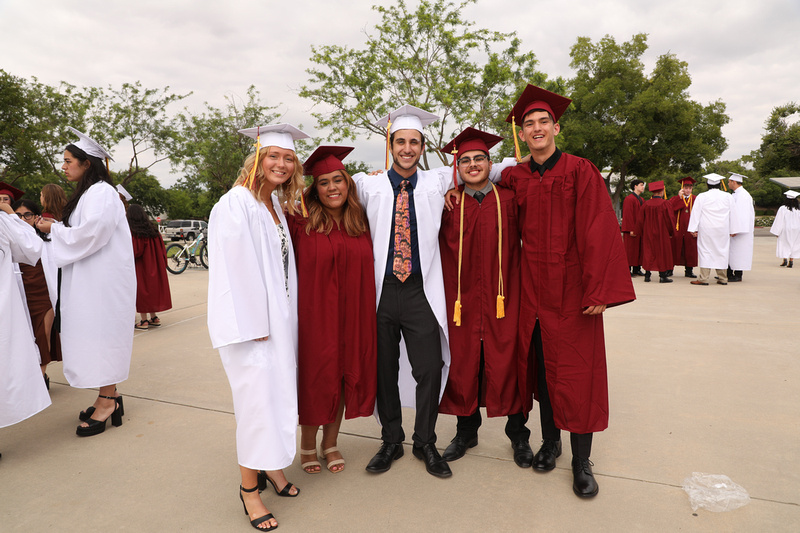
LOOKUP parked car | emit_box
[162,219,208,241]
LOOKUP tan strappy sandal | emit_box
[320,446,345,473]
[300,448,321,474]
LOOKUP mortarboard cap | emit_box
[506,84,572,125]
[0,181,24,201]
[67,127,114,161]
[116,184,132,201]
[703,173,726,185]
[238,124,309,152]
[678,176,696,185]
[784,190,800,199]
[375,105,439,134]
[441,127,503,158]
[648,181,665,192]
[303,146,354,178]
[728,172,747,183]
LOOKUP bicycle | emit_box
[165,232,208,274]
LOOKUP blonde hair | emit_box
[234,146,305,215]
[303,169,368,237]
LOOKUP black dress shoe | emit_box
[442,435,478,462]
[511,440,534,468]
[659,276,673,283]
[632,268,645,276]
[412,444,452,478]
[572,457,599,498]
[643,273,651,282]
[365,442,404,473]
[532,439,562,472]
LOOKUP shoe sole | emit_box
[573,484,599,498]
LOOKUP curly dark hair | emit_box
[126,204,161,238]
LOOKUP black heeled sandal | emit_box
[257,471,299,497]
[239,485,277,531]
[76,395,123,437]
[79,394,123,421]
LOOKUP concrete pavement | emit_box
[1,232,798,531]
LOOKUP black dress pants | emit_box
[455,342,531,443]
[376,274,442,446]
[532,320,593,459]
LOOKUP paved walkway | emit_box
[1,233,798,531]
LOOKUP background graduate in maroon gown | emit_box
[127,204,172,329]
[437,128,532,467]
[667,177,699,278]
[621,179,645,276]
[498,84,635,498]
[288,146,376,475]
[636,181,675,283]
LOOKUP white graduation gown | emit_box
[49,182,135,388]
[770,206,800,258]
[687,189,732,270]
[0,213,51,428]
[353,161,512,408]
[729,187,755,271]
[207,186,298,470]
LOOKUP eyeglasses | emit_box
[17,212,35,220]
[457,155,489,166]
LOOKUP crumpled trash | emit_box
[682,472,750,512]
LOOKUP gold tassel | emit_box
[451,145,459,190]
[721,179,727,192]
[300,190,308,217]
[454,190,466,326]
[385,116,392,170]
[512,115,522,163]
[244,132,262,190]
[492,183,505,319]
[453,300,462,327]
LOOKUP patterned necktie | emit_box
[392,180,412,282]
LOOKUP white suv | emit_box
[163,219,207,241]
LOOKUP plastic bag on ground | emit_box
[682,472,750,512]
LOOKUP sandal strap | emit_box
[250,513,276,529]
[240,484,259,493]
[299,448,318,455]
[98,395,118,400]
[321,446,340,455]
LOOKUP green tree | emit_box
[561,34,729,214]
[749,102,800,177]
[299,0,545,169]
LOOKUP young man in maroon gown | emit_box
[667,177,698,278]
[496,85,636,498]
[621,179,645,276]
[437,128,533,468]
[636,181,675,283]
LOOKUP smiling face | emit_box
[457,149,492,191]
[315,169,349,217]
[62,149,90,183]
[260,146,296,190]
[390,129,423,177]
[519,110,560,161]
[681,183,694,196]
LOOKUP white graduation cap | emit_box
[374,104,439,134]
[116,184,132,201]
[67,127,114,161]
[238,123,309,152]
[785,190,800,199]
[729,172,747,183]
[702,173,726,185]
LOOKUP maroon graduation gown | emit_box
[287,215,377,426]
[621,192,644,267]
[438,185,530,418]
[636,197,675,272]
[500,154,635,434]
[132,235,173,313]
[667,194,698,267]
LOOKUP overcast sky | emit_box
[1,0,798,186]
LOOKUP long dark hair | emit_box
[12,199,49,241]
[126,204,161,238]
[302,169,368,237]
[785,196,799,211]
[61,144,113,227]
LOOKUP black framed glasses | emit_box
[457,154,489,166]
[17,212,35,220]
